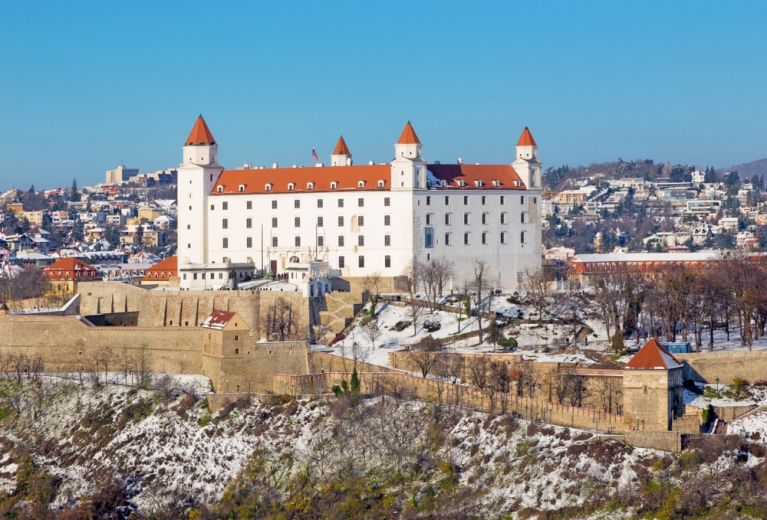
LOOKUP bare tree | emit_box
[522,267,551,325]
[362,271,383,309]
[466,355,490,389]
[266,297,296,341]
[403,258,425,336]
[409,335,441,378]
[595,377,622,414]
[361,318,383,349]
[471,259,490,345]
[135,345,152,389]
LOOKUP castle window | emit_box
[295,217,301,227]
[385,255,391,268]
[385,235,391,246]
[445,213,452,225]
[358,235,365,247]
[295,236,301,247]
[445,233,452,246]
[521,231,527,244]
[331,182,338,189]
[217,186,223,193]
[223,237,228,248]
[357,216,364,227]
[235,349,239,354]
[307,182,314,190]
[384,215,390,226]
[339,256,345,268]
[317,236,324,247]
[246,218,252,228]
[358,256,365,268]
[239,185,246,192]
[288,183,295,191]
[464,213,470,225]
[247,201,252,209]
[481,213,488,225]
[482,232,488,245]
[223,202,228,210]
[358,198,364,207]
[358,181,365,188]
[272,200,277,209]
[426,213,433,225]
[464,232,470,245]
[384,197,390,206]
[426,196,431,206]
[317,216,324,227]
[222,218,228,229]
[500,196,505,205]
[463,196,469,205]
[317,199,324,208]
[272,217,278,228]
[521,212,527,224]
[644,385,648,394]
[272,237,278,247]
[266,184,273,191]
[247,237,252,248]
[501,212,507,224]
[235,335,239,341]
[295,199,300,209]
[338,235,345,247]
[338,216,344,226]
[481,196,486,205]
[378,180,385,188]
[338,198,344,208]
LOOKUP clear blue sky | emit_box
[1,1,765,191]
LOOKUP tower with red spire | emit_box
[512,127,542,189]
[391,121,427,191]
[178,115,225,285]
[330,136,352,166]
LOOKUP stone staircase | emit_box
[317,291,367,341]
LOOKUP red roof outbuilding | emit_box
[44,258,101,281]
[624,339,682,370]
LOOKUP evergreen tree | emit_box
[71,220,84,241]
[350,368,360,395]
[704,166,716,184]
[70,178,81,202]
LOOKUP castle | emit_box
[176,117,543,290]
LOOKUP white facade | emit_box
[177,118,542,290]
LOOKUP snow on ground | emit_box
[729,410,767,438]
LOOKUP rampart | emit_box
[675,350,767,384]
[271,371,624,433]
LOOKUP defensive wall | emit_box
[271,371,625,433]
[76,281,311,341]
[675,350,767,384]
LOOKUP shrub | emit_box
[733,377,747,393]
[498,337,518,350]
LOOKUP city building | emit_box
[43,257,102,294]
[106,165,140,185]
[176,116,542,290]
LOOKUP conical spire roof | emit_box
[624,338,682,370]
[516,126,537,147]
[185,115,216,146]
[397,121,421,144]
[332,135,351,155]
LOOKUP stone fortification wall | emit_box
[212,341,311,394]
[0,316,204,375]
[258,291,311,341]
[675,350,767,384]
[624,430,680,452]
[272,371,624,433]
[309,352,393,374]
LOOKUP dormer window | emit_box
[492,180,500,187]
[440,180,447,187]
[330,181,338,189]
[358,181,366,188]
[265,184,273,191]
[307,182,314,190]
[514,180,521,187]
[475,180,483,187]
[377,180,385,188]
[217,186,224,193]
[288,183,295,191]
[238,184,246,192]
[457,180,466,187]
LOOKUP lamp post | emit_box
[593,417,600,440]
[716,377,720,392]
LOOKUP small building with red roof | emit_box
[623,338,685,431]
[43,257,102,294]
[139,256,178,287]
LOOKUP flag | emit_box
[312,147,319,162]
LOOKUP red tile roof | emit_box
[427,164,526,190]
[185,115,216,146]
[517,127,537,147]
[142,256,178,281]
[212,163,528,195]
[624,339,682,370]
[213,164,391,195]
[397,122,421,144]
[44,258,101,280]
[332,136,351,155]
[201,310,236,330]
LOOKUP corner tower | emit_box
[330,136,352,166]
[177,115,224,287]
[512,127,542,189]
[391,121,427,190]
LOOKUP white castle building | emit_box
[177,116,542,290]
